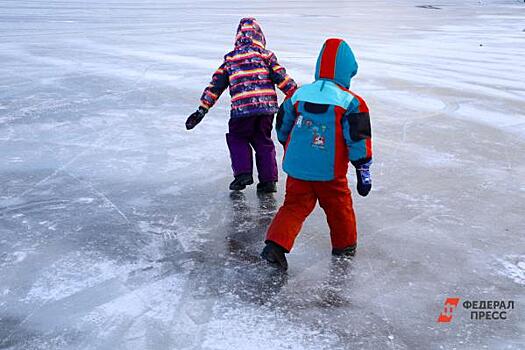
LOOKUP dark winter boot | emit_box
[256,181,277,193]
[229,174,254,191]
[332,244,356,257]
[261,241,288,270]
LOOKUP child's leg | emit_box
[266,177,317,251]
[226,116,256,177]
[250,114,278,182]
[315,177,358,250]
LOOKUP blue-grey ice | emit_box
[1,0,524,349]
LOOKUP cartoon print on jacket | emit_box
[311,125,327,150]
[294,116,328,150]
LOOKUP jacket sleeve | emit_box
[199,61,229,110]
[342,97,373,167]
[276,98,296,145]
[266,52,298,97]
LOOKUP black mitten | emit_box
[185,107,207,130]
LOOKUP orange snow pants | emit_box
[266,176,357,252]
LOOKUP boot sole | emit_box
[256,188,277,193]
[332,245,357,257]
[229,178,254,191]
[230,184,247,191]
[261,251,288,270]
[256,182,277,193]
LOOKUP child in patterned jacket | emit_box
[261,38,373,270]
[185,17,297,193]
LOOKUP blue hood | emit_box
[315,38,358,89]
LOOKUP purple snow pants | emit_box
[226,114,278,182]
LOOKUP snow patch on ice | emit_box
[201,301,338,350]
[76,273,189,348]
[453,103,525,138]
[416,147,459,167]
[1,250,32,265]
[379,90,446,112]
[12,251,28,263]
[75,197,96,204]
[7,157,24,163]
[494,255,525,286]
[24,253,136,302]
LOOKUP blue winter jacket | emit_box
[276,38,372,181]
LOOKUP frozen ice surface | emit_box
[1,0,524,349]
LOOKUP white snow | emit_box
[495,255,525,286]
[24,253,138,302]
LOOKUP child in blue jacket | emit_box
[261,38,373,270]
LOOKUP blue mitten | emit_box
[355,159,372,197]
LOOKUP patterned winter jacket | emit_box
[276,39,372,181]
[199,18,297,118]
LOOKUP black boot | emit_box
[256,181,277,193]
[261,241,288,270]
[332,244,356,257]
[229,174,254,191]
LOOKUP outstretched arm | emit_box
[186,62,229,130]
[267,52,297,97]
[199,62,229,111]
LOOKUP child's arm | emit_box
[266,52,297,97]
[200,62,229,111]
[342,97,373,196]
[276,98,296,146]
[186,62,229,130]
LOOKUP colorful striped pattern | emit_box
[199,18,297,118]
[234,18,266,49]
